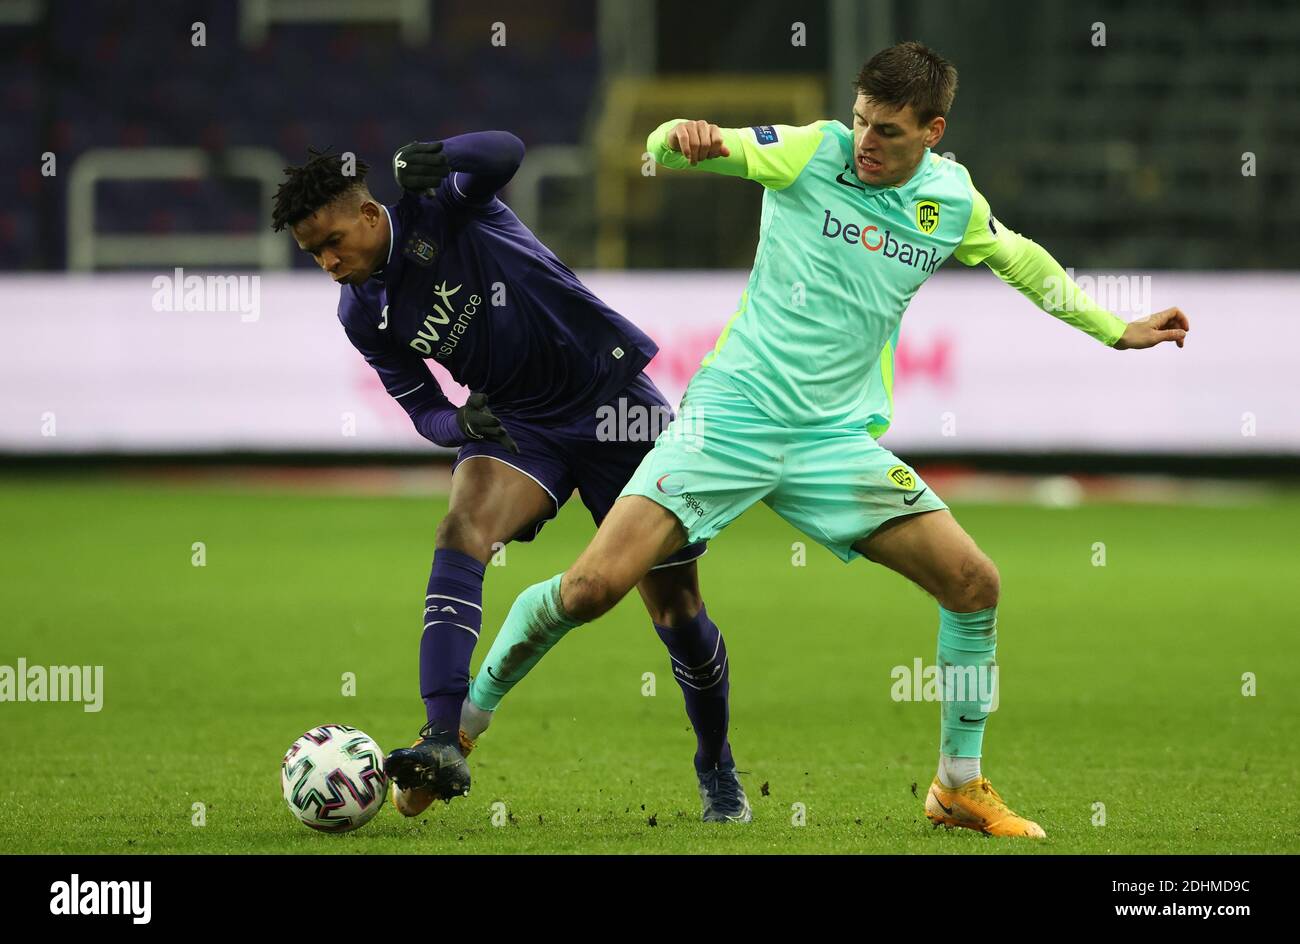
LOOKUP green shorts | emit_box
[620,367,948,562]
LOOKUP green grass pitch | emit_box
[1,475,1296,854]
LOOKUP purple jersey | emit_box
[338,131,657,446]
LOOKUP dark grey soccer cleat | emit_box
[697,764,753,823]
[384,720,471,802]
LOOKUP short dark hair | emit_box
[271,147,372,232]
[855,41,957,125]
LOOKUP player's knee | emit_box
[644,585,703,627]
[639,565,703,627]
[942,553,1000,612]
[964,555,1000,610]
[562,570,622,622]
[434,511,493,562]
[645,599,701,628]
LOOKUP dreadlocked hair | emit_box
[271,147,371,232]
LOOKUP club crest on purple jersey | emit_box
[404,234,439,266]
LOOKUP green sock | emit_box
[468,573,581,711]
[936,604,998,758]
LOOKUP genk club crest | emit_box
[886,464,917,490]
[915,200,940,235]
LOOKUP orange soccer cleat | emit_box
[925,776,1046,838]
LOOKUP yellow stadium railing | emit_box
[594,75,825,268]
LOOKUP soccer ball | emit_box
[281,724,388,832]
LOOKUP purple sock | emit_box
[653,604,734,773]
[420,548,486,731]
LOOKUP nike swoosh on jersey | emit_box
[834,165,865,191]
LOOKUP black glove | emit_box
[457,393,519,454]
[393,141,452,196]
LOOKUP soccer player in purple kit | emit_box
[270,134,752,822]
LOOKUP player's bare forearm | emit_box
[1112,307,1190,350]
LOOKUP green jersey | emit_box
[647,118,1127,433]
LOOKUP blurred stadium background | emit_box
[1,0,1296,474]
[1,0,1298,855]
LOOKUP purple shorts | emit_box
[452,373,707,570]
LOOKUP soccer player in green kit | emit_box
[458,41,1191,837]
